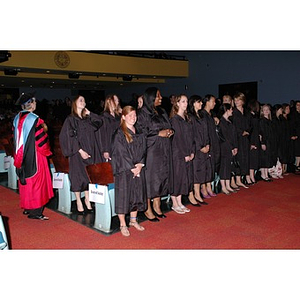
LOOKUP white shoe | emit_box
[171,206,185,214]
[179,205,190,213]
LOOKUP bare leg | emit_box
[220,179,229,194]
[118,214,130,237]
[261,168,269,179]
[245,175,252,184]
[171,195,180,209]
[144,198,156,219]
[188,191,198,205]
[129,211,144,231]
[225,180,235,192]
[282,164,287,174]
[74,191,84,212]
[231,176,238,188]
[84,190,92,209]
[236,175,248,188]
[201,183,208,196]
[206,182,213,194]
[249,169,256,182]
[152,197,162,215]
[118,213,126,227]
[171,195,189,213]
[193,183,203,201]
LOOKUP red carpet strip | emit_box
[1,174,300,249]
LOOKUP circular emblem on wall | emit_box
[54,51,70,68]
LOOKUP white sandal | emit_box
[180,205,190,213]
[171,206,185,214]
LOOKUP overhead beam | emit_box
[1,51,189,78]
[0,71,165,84]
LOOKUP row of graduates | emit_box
[220,94,300,181]
[59,89,300,236]
[59,89,215,236]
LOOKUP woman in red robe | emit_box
[13,92,54,220]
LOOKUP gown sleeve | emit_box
[35,118,52,157]
[111,129,135,176]
[59,116,80,157]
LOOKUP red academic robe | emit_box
[13,111,54,209]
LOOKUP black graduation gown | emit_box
[232,108,251,176]
[170,114,195,196]
[249,112,260,170]
[290,110,300,156]
[218,117,238,180]
[111,127,147,214]
[271,117,282,165]
[273,116,293,165]
[281,116,294,164]
[259,117,273,168]
[190,114,213,184]
[97,111,120,161]
[136,106,173,198]
[201,109,220,175]
[59,112,103,192]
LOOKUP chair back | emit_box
[86,162,114,185]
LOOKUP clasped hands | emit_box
[131,163,144,178]
[159,129,174,138]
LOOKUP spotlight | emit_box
[4,68,18,76]
[0,51,11,63]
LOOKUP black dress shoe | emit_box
[221,190,231,195]
[231,186,240,190]
[144,214,160,222]
[153,210,167,218]
[262,177,272,182]
[76,209,85,215]
[198,200,209,205]
[28,214,49,220]
[195,197,208,205]
[228,189,238,193]
[86,208,94,214]
[189,202,201,207]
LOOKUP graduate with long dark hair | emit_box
[200,94,220,198]
[59,95,103,213]
[291,101,300,170]
[169,94,196,214]
[259,104,274,181]
[232,92,251,188]
[97,94,121,162]
[111,106,147,237]
[281,103,296,174]
[247,99,261,184]
[136,87,174,222]
[188,95,211,205]
[218,103,238,194]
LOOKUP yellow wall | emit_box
[1,51,189,78]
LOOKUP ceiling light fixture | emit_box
[0,51,11,63]
[4,68,18,76]
[68,73,80,79]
